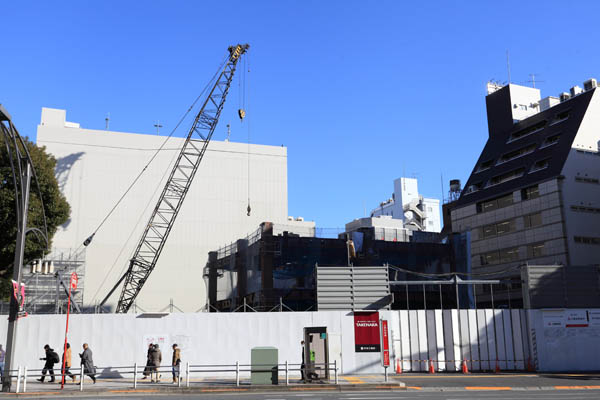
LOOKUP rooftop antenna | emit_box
[527,73,545,88]
[105,113,110,130]
[154,120,163,135]
[226,123,231,142]
[506,50,512,84]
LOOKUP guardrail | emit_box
[6,361,339,393]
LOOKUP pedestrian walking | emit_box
[79,343,96,383]
[0,344,5,378]
[150,344,162,383]
[142,343,153,379]
[171,343,181,384]
[37,344,59,382]
[300,340,306,383]
[62,343,76,382]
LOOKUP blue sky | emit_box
[3,1,599,228]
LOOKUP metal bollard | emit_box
[16,366,22,394]
[23,367,27,393]
[235,361,239,387]
[80,367,84,391]
[285,361,288,386]
[133,363,137,389]
[186,362,190,387]
[334,360,338,385]
[177,364,181,387]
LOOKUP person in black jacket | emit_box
[37,344,59,382]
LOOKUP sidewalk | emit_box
[0,374,405,396]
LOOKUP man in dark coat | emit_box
[37,344,58,382]
[142,343,153,379]
[79,343,96,383]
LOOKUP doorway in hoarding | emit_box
[304,326,329,381]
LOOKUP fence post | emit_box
[177,363,181,387]
[133,363,137,389]
[16,366,22,394]
[80,366,84,391]
[334,360,338,385]
[23,367,27,393]
[236,361,239,386]
[285,361,288,386]
[185,362,190,387]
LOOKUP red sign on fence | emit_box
[70,273,78,290]
[381,319,390,367]
[354,311,380,352]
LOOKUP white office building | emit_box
[36,108,288,312]
[371,177,442,233]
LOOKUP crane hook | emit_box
[247,204,251,216]
[238,109,246,121]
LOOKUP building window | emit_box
[480,219,516,239]
[527,243,545,258]
[476,193,514,213]
[507,120,546,143]
[427,207,433,212]
[481,247,520,265]
[519,104,528,110]
[497,144,537,165]
[465,182,483,194]
[530,158,551,173]
[571,205,600,214]
[541,133,561,148]
[575,176,600,184]
[487,168,525,187]
[476,159,494,173]
[523,212,542,228]
[550,110,570,125]
[574,236,600,245]
[521,185,540,200]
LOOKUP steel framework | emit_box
[111,44,249,313]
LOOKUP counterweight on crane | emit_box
[100,44,249,313]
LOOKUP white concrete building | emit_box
[36,108,288,312]
[371,177,441,233]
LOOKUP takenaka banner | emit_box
[354,311,380,352]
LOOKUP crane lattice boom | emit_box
[113,44,249,313]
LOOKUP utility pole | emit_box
[2,162,31,392]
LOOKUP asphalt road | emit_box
[6,390,600,399]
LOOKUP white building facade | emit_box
[36,108,288,312]
[371,177,441,233]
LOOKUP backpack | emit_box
[50,351,59,363]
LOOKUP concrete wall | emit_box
[36,108,288,312]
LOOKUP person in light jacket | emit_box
[79,343,96,383]
[171,344,181,384]
[62,343,76,382]
[149,344,162,383]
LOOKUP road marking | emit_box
[465,386,513,390]
[393,374,539,379]
[555,385,600,389]
[407,386,422,389]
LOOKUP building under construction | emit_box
[205,220,472,312]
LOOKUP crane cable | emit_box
[82,55,229,247]
[245,54,252,216]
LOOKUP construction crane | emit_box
[99,44,249,313]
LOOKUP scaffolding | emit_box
[0,248,86,314]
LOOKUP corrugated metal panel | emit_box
[316,265,391,310]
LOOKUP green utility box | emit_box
[251,347,278,385]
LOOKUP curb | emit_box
[405,385,600,392]
[4,383,406,397]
